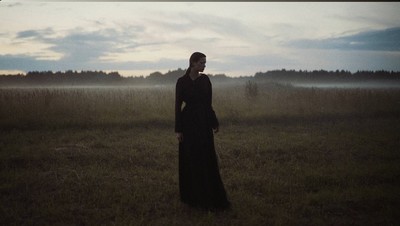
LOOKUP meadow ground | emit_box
[1,83,399,225]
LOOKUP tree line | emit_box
[0,69,399,86]
[254,69,400,83]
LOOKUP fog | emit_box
[291,81,400,89]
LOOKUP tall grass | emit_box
[1,82,399,129]
[1,83,400,225]
[0,86,174,129]
[215,82,400,124]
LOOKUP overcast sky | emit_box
[1,1,399,77]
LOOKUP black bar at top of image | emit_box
[1,0,393,2]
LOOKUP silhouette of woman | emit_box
[175,52,230,210]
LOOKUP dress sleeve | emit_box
[175,78,183,133]
[207,76,219,129]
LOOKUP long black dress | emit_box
[175,73,230,210]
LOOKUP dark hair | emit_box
[185,52,206,76]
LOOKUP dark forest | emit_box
[1,69,399,86]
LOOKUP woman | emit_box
[175,52,230,210]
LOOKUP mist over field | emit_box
[1,68,400,89]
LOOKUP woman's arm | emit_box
[206,76,219,131]
[175,78,183,133]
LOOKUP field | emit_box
[1,82,400,225]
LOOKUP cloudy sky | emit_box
[1,1,399,77]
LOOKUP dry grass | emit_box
[1,82,400,225]
[1,83,399,129]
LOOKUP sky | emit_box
[0,1,399,77]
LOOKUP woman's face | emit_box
[192,57,206,72]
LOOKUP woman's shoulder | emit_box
[176,74,192,87]
[200,73,211,80]
[177,74,188,83]
[200,74,212,84]
[177,73,210,84]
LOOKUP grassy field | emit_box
[1,82,400,225]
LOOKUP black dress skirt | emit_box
[175,73,230,210]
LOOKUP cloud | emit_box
[286,27,400,52]
[16,29,54,39]
[11,26,148,61]
[15,27,55,39]
[50,31,116,62]
[5,3,22,8]
[0,53,186,73]
[0,54,56,71]
[4,15,261,74]
[0,25,161,72]
[17,30,41,39]
[221,54,296,71]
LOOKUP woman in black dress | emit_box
[175,52,230,210]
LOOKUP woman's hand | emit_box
[176,133,183,142]
[213,127,219,134]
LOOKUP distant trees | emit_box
[146,68,186,83]
[23,70,123,85]
[0,68,399,87]
[254,69,400,83]
[0,70,125,86]
[0,68,191,86]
